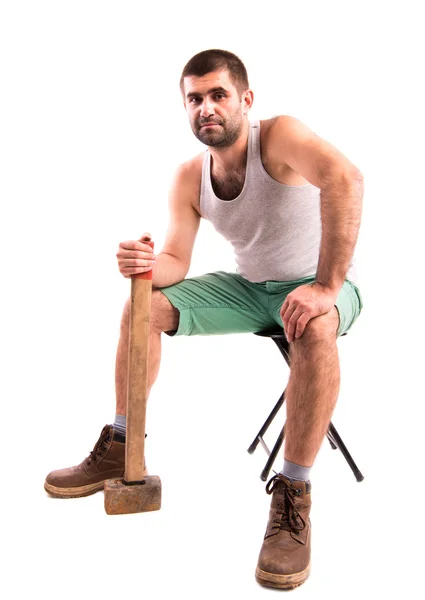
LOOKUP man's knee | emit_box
[293,307,339,348]
[121,291,179,334]
[150,290,179,333]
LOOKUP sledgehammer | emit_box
[104,241,161,515]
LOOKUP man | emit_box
[45,49,364,589]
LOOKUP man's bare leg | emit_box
[44,290,179,498]
[115,290,179,415]
[284,307,340,468]
[256,308,340,589]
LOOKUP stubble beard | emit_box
[191,108,244,148]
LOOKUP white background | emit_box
[1,1,424,598]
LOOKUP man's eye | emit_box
[214,94,225,100]
[190,97,201,103]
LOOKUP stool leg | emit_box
[327,433,337,450]
[247,390,286,454]
[260,426,285,481]
[272,337,291,366]
[327,422,364,482]
[249,333,364,484]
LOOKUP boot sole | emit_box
[255,563,310,590]
[44,480,106,498]
[44,469,148,499]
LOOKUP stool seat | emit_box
[254,328,286,339]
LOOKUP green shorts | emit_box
[160,271,363,338]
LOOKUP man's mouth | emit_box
[200,122,220,128]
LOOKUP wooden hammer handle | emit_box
[125,241,154,482]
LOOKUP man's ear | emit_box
[242,89,254,113]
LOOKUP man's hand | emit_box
[116,232,156,278]
[280,282,338,342]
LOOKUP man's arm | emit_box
[152,159,201,288]
[265,115,363,341]
[266,115,364,296]
[152,160,201,289]
[116,159,201,288]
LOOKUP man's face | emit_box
[183,70,249,148]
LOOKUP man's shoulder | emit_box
[175,152,204,183]
[258,116,314,185]
[169,153,204,213]
[259,115,304,140]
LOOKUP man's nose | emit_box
[200,99,214,118]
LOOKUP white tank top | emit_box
[200,119,358,284]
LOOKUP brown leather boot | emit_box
[44,424,148,498]
[256,474,312,589]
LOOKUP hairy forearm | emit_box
[151,252,189,289]
[316,174,364,295]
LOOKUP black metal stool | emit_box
[248,328,364,482]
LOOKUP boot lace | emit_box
[85,425,112,465]
[266,474,306,535]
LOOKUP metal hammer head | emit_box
[104,475,161,515]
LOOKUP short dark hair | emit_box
[180,49,249,96]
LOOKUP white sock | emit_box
[113,414,126,436]
[280,459,311,482]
